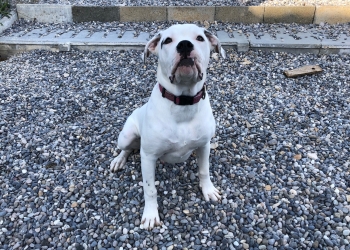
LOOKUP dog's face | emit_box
[144,24,226,85]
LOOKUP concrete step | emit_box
[1,27,349,59]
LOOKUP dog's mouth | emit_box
[177,58,195,67]
[169,57,203,83]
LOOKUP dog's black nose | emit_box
[176,40,194,56]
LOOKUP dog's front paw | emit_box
[200,179,221,201]
[110,150,130,172]
[141,205,161,230]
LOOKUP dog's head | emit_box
[143,24,226,86]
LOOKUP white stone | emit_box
[345,216,350,222]
[343,229,350,236]
[53,220,63,226]
[307,152,318,160]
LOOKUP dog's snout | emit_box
[176,40,194,56]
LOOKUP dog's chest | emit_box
[158,117,214,164]
[141,92,215,163]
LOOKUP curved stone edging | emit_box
[0,11,18,34]
[16,4,350,24]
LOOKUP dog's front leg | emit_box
[196,143,221,201]
[140,149,160,229]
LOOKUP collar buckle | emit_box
[176,95,194,105]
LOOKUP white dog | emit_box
[110,24,225,229]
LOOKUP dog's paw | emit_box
[110,151,129,172]
[141,205,161,230]
[200,180,221,201]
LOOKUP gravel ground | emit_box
[0,44,350,249]
[10,0,350,6]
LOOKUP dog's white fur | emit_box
[110,24,225,229]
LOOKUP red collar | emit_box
[158,83,206,105]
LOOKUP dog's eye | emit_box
[164,38,172,44]
[196,36,205,42]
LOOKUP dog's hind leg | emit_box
[110,113,140,172]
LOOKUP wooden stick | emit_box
[284,65,322,78]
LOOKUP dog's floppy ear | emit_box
[204,30,226,59]
[143,32,161,63]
